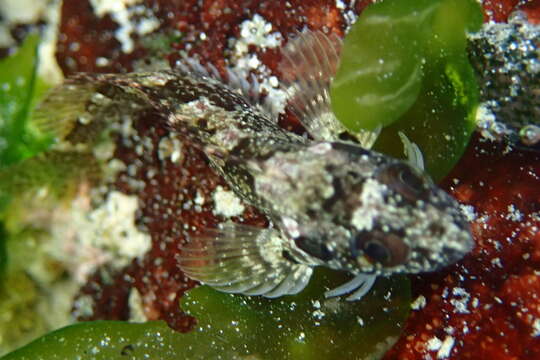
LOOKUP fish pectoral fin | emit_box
[324,273,377,301]
[178,223,314,298]
[398,131,425,171]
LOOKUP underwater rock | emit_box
[469,11,540,147]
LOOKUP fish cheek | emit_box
[294,236,333,262]
[353,231,410,268]
[380,233,410,267]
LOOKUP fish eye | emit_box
[377,163,428,201]
[294,236,333,261]
[364,240,391,264]
[353,231,410,267]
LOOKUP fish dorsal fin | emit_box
[178,223,314,298]
[175,56,269,117]
[279,30,344,141]
[279,30,380,149]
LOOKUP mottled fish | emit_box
[34,30,473,301]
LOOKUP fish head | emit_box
[255,141,474,275]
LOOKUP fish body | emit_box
[34,31,473,300]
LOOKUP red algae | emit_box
[384,135,540,359]
[482,0,540,23]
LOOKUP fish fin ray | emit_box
[324,273,377,301]
[399,131,425,170]
[279,30,345,140]
[179,223,313,298]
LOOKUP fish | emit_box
[33,30,473,301]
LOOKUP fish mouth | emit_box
[411,224,474,273]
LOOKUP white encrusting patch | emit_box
[213,186,245,218]
[426,335,456,359]
[237,14,283,50]
[0,0,48,46]
[90,0,160,53]
[49,191,152,283]
[230,14,288,117]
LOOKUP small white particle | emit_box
[459,204,477,222]
[506,204,524,222]
[437,336,455,359]
[96,57,110,67]
[532,318,540,337]
[426,337,442,351]
[411,295,427,310]
[335,0,346,10]
[128,288,148,323]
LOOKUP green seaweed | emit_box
[331,0,482,180]
[0,34,51,168]
[2,269,410,359]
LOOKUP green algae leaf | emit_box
[2,270,410,360]
[0,34,51,168]
[1,321,185,360]
[331,0,482,180]
[180,269,410,360]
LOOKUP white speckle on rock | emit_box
[237,14,283,50]
[411,295,427,310]
[506,204,524,222]
[459,204,477,222]
[437,336,455,359]
[532,318,540,337]
[72,294,96,319]
[50,191,152,283]
[426,336,443,351]
[89,0,159,53]
[213,186,245,218]
[450,287,471,314]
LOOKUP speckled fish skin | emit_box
[99,69,472,276]
[34,32,473,300]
